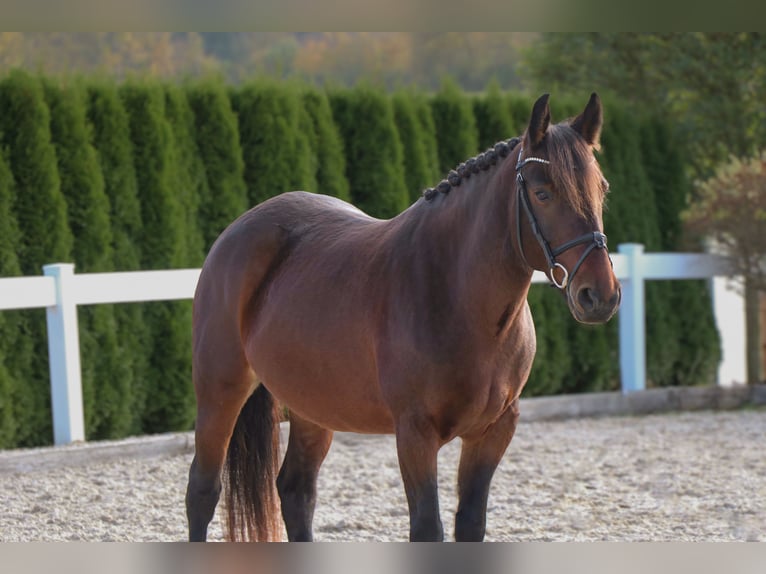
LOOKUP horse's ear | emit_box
[526,93,551,148]
[571,92,603,147]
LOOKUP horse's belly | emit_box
[245,323,394,434]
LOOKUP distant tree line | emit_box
[0,71,719,448]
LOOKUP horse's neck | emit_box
[405,164,533,322]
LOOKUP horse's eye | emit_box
[535,190,550,201]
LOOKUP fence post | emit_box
[618,243,646,393]
[43,263,85,445]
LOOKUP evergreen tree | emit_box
[44,79,132,439]
[120,80,194,433]
[0,148,22,447]
[186,79,248,250]
[329,85,408,218]
[411,92,441,185]
[429,79,479,176]
[165,83,206,267]
[0,70,72,446]
[639,113,720,385]
[507,93,532,136]
[473,81,514,150]
[85,80,148,435]
[301,86,350,201]
[524,287,553,396]
[232,80,315,206]
[392,91,433,203]
[525,287,573,396]
[600,100,677,387]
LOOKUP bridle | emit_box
[515,146,610,290]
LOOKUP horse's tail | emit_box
[224,384,282,541]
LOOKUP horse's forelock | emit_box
[543,123,605,220]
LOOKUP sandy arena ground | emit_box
[0,409,764,542]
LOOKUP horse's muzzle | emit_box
[569,283,621,324]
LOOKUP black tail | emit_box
[224,384,281,541]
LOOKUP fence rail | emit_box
[0,243,743,445]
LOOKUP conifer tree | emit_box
[507,93,532,136]
[600,100,676,386]
[329,85,408,218]
[301,87,349,201]
[86,80,148,434]
[44,79,134,439]
[429,79,479,176]
[165,83,206,267]
[0,149,22,447]
[186,79,248,249]
[411,93,441,185]
[392,91,433,203]
[232,80,315,206]
[0,70,72,445]
[473,81,514,150]
[639,114,720,385]
[121,80,194,433]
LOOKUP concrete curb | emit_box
[520,383,766,422]
[1,384,763,474]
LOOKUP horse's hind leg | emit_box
[186,335,255,541]
[454,399,520,541]
[276,412,333,541]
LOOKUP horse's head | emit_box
[514,93,621,324]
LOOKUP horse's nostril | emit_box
[577,287,597,312]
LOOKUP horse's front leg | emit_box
[455,399,520,541]
[395,414,443,541]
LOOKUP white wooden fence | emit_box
[0,243,743,445]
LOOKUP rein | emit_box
[514,146,609,290]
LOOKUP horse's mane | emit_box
[423,123,606,219]
[422,136,522,201]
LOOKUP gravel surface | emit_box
[1,409,764,542]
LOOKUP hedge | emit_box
[329,84,408,218]
[0,74,721,447]
[301,86,350,201]
[232,80,316,206]
[0,70,73,446]
[44,80,134,439]
[85,80,148,435]
[120,80,195,434]
[0,148,21,447]
[430,79,479,175]
[185,79,248,250]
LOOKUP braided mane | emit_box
[422,137,522,201]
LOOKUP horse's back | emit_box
[195,191,396,432]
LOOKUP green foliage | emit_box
[410,93,441,185]
[429,79,479,176]
[0,75,730,447]
[164,84,207,267]
[473,81,515,150]
[522,33,766,180]
[232,80,316,206]
[301,86,350,201]
[85,80,148,435]
[121,80,194,433]
[392,91,435,203]
[44,79,135,439]
[0,148,22,447]
[186,79,248,249]
[507,93,533,135]
[0,70,72,446]
[329,85,408,218]
[525,287,571,396]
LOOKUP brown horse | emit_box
[185,93,621,542]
